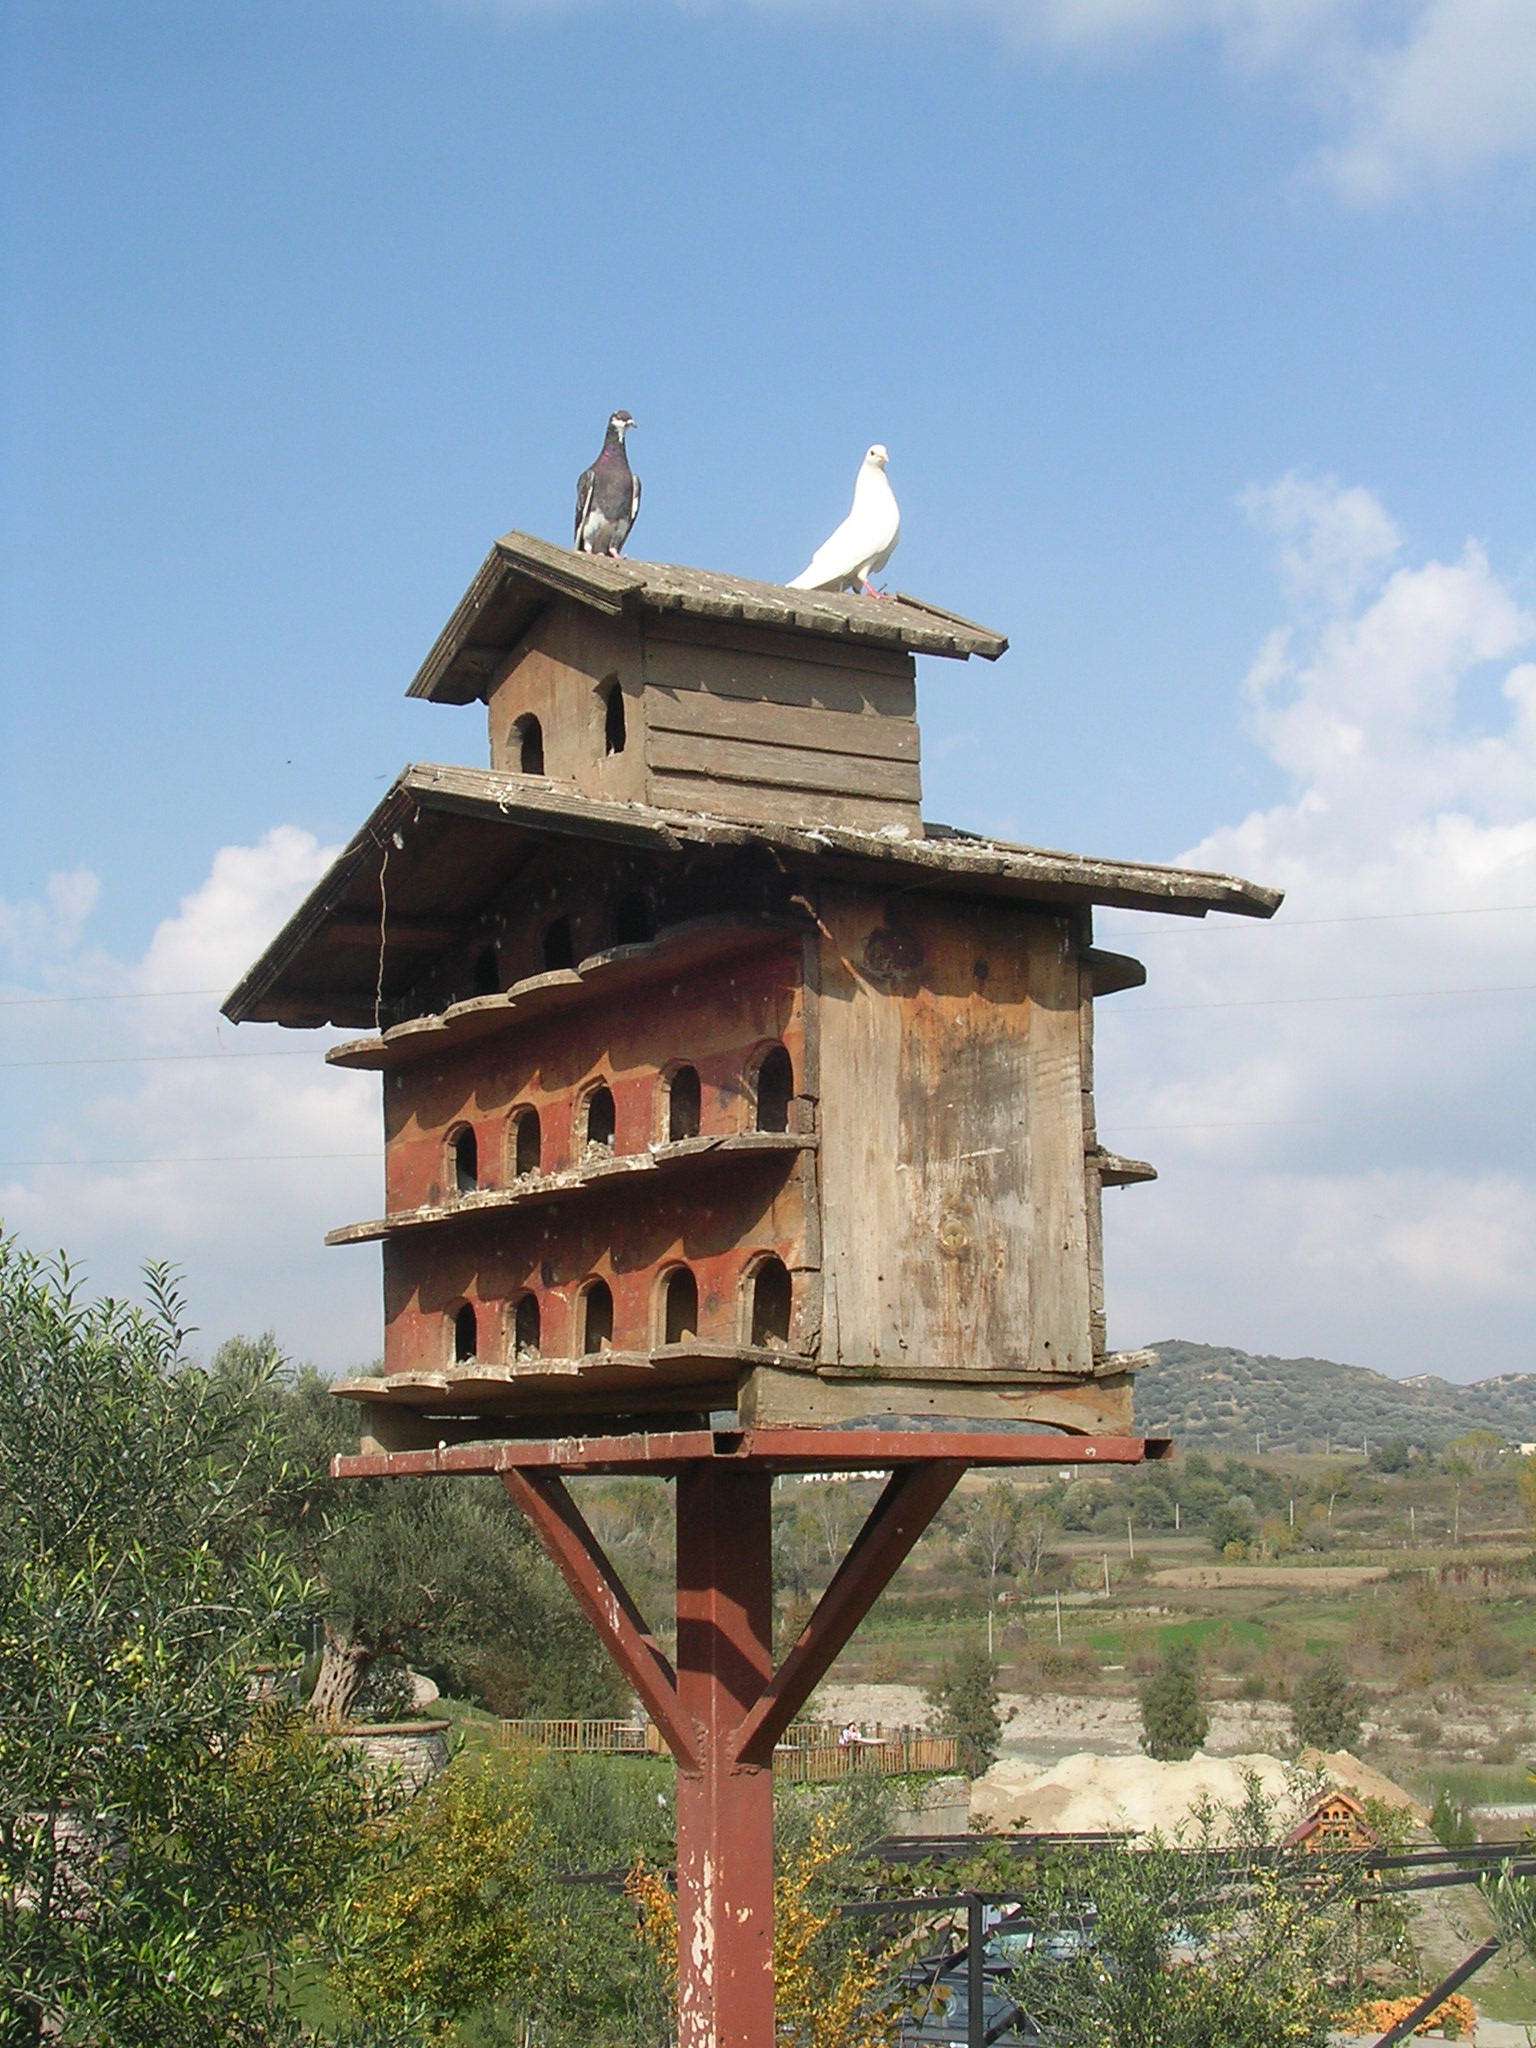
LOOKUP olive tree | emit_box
[0,1237,372,2045]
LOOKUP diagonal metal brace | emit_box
[501,1468,699,1770]
[733,1460,965,1767]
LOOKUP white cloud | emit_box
[1096,473,1536,1378]
[555,0,1536,198]
[0,867,102,962]
[0,829,382,1373]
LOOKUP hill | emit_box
[1135,1340,1536,1453]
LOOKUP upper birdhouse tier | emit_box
[406,533,1009,835]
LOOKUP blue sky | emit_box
[3,0,1534,1380]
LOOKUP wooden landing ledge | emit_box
[1092,1149,1157,1188]
[333,1344,1148,1412]
[325,1131,813,1246]
[326,914,806,1072]
[334,1425,1172,1481]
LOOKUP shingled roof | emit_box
[408,532,1009,705]
[222,764,1282,1030]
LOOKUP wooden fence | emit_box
[771,1731,959,1783]
[496,1718,658,1753]
[494,1718,958,1779]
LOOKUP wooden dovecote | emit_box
[225,538,1279,1452]
[407,534,1005,833]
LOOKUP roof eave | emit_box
[405,532,1009,705]
[223,768,1281,1029]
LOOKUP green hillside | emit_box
[1135,1339,1536,1452]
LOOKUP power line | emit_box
[0,1049,323,1071]
[0,1151,378,1169]
[0,988,226,1007]
[4,981,1534,1073]
[1113,982,1536,1014]
[1102,902,1536,936]
[3,902,1532,1010]
[1107,1108,1515,1133]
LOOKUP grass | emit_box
[1396,1761,1536,1807]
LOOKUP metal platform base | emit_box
[332,1426,1165,2048]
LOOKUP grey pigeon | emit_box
[574,410,641,557]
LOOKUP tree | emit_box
[1138,1639,1209,1761]
[927,1646,1003,1779]
[310,1475,626,1724]
[1207,1498,1256,1558]
[1018,1502,1058,1581]
[1290,1653,1364,1753]
[0,1237,371,2045]
[1003,1800,1368,2048]
[962,1483,1021,1656]
[1446,1430,1501,1476]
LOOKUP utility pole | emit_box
[1127,1516,1135,1562]
[1102,1553,1110,1596]
[1289,1497,1295,1528]
[1174,1500,1180,1533]
[1055,1589,1063,1646]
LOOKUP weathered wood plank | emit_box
[647,731,921,801]
[644,617,917,691]
[737,1365,1134,1433]
[647,689,919,761]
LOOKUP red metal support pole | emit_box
[674,1461,777,2048]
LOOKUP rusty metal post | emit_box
[675,1461,776,2048]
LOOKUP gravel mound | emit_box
[971,1747,1420,1838]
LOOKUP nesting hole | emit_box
[450,1125,478,1194]
[614,892,651,947]
[603,680,626,755]
[581,1280,614,1354]
[584,1084,616,1150]
[749,1257,792,1347]
[754,1044,794,1133]
[667,1064,701,1142]
[453,1302,478,1363]
[511,1106,542,1178]
[512,1292,540,1359]
[514,714,545,776]
[543,916,574,971]
[472,946,499,997]
[662,1266,699,1346]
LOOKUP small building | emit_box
[1283,1788,1380,1854]
[225,534,1278,1450]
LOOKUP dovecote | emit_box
[406,533,1005,834]
[226,536,1279,1451]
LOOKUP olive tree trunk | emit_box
[307,1622,374,1726]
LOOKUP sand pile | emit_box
[971,1748,1420,1839]
[1297,1748,1429,1825]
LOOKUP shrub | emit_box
[926,1645,1003,1778]
[1290,1653,1364,1753]
[1139,1640,1210,1761]
[1430,1788,1476,1851]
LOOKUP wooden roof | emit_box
[222,764,1282,1030]
[408,532,1009,704]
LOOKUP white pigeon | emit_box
[787,444,900,595]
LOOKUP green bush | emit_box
[926,1645,1003,1778]
[1290,1653,1364,1753]
[1138,1640,1210,1761]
